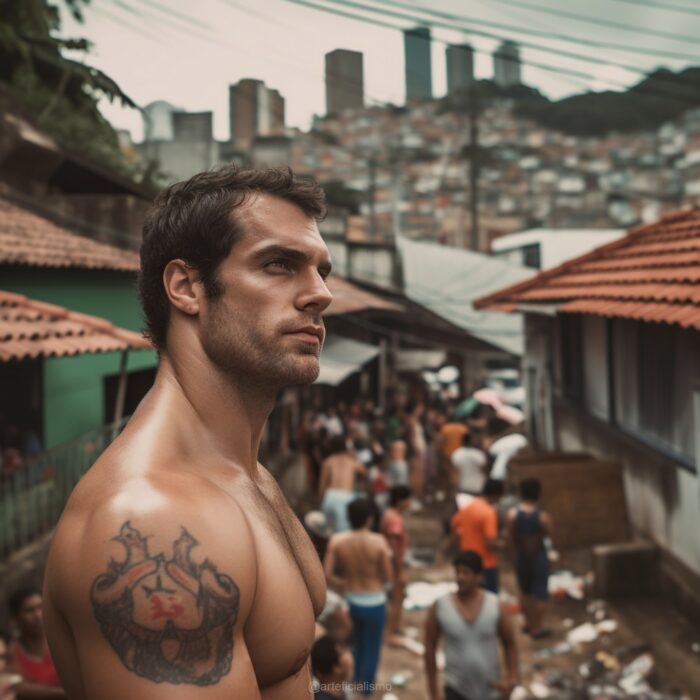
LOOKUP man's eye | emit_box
[265,260,292,272]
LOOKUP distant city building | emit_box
[446,43,474,96]
[137,110,221,184]
[142,100,180,141]
[325,49,364,115]
[493,40,521,88]
[404,26,433,100]
[229,78,285,148]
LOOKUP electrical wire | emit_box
[378,0,700,62]
[486,0,699,45]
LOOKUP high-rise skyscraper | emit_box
[446,43,474,96]
[404,26,432,100]
[493,40,522,88]
[229,79,285,148]
[325,49,364,115]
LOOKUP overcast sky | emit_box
[61,0,700,142]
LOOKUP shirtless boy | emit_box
[323,499,393,696]
[43,167,333,699]
[318,436,366,532]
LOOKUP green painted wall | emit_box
[2,266,158,448]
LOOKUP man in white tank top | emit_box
[424,551,520,700]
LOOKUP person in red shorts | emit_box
[8,588,65,698]
[381,485,413,646]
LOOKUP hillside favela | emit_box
[1,2,700,700]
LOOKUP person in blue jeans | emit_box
[506,477,554,639]
[323,498,394,696]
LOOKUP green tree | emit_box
[0,0,137,174]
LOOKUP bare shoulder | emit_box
[44,461,259,697]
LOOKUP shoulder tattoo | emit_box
[90,521,240,685]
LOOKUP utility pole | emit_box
[468,82,480,251]
[368,156,377,241]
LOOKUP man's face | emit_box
[199,194,333,388]
[16,594,43,637]
[454,565,481,595]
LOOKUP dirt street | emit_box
[372,506,700,700]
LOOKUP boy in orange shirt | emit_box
[450,479,504,593]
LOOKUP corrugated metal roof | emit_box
[474,209,700,331]
[397,235,531,356]
[325,276,403,316]
[0,197,140,271]
[0,289,151,362]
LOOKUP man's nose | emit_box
[297,271,333,312]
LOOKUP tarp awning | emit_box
[315,335,379,386]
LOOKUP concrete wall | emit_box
[524,313,700,576]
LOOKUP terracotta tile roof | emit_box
[0,197,139,271]
[0,290,151,362]
[325,276,403,316]
[475,209,700,331]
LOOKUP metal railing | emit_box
[0,417,130,559]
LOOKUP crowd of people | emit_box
[1,386,546,700]
[300,390,553,698]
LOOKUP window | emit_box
[559,314,583,401]
[638,322,676,449]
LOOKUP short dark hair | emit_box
[311,635,340,677]
[520,477,541,501]
[325,435,347,458]
[8,587,40,618]
[453,550,483,574]
[347,498,372,529]
[482,478,504,498]
[138,165,327,350]
[389,485,412,507]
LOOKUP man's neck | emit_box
[457,587,481,604]
[19,633,45,656]
[153,352,277,473]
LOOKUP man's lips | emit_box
[285,326,324,344]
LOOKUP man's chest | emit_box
[234,477,325,687]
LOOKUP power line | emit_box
[330,0,690,87]
[611,0,700,18]
[284,0,622,85]
[379,0,700,63]
[487,0,699,45]
[285,0,700,108]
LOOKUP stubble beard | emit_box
[201,307,321,391]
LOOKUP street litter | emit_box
[388,671,411,687]
[400,637,425,656]
[529,680,551,697]
[549,570,586,600]
[534,641,573,658]
[567,622,599,645]
[596,619,618,634]
[403,581,456,610]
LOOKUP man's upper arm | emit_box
[46,488,260,699]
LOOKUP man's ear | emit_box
[163,259,203,316]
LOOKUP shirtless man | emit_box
[323,499,393,697]
[318,436,366,532]
[42,166,333,699]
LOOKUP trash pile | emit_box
[522,600,691,699]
